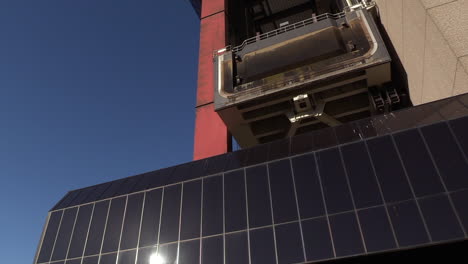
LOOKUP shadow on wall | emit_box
[374,10,413,109]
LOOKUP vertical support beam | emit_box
[194,104,230,160]
[193,0,230,160]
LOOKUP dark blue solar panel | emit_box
[393,129,444,197]
[202,176,223,236]
[421,122,468,191]
[246,165,272,228]
[275,222,305,264]
[418,194,464,242]
[316,148,353,214]
[291,153,325,218]
[224,170,247,232]
[268,159,298,223]
[358,206,396,252]
[366,136,413,203]
[341,141,383,208]
[329,212,365,257]
[180,180,202,240]
[250,227,276,264]
[40,93,468,264]
[302,217,334,261]
[388,200,430,247]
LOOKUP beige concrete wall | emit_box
[374,0,468,105]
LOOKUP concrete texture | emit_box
[422,17,457,102]
[376,0,468,105]
[454,59,468,95]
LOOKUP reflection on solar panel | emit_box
[35,93,468,264]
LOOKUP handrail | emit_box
[213,0,377,57]
[214,12,346,57]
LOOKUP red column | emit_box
[193,0,230,160]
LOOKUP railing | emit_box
[214,12,347,56]
[214,0,377,57]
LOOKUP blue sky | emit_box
[0,1,200,262]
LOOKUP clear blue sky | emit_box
[0,1,200,262]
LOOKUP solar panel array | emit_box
[35,93,468,264]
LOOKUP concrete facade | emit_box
[375,0,468,105]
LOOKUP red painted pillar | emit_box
[193,0,230,160]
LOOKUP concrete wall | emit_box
[374,0,468,105]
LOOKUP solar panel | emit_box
[36,93,468,264]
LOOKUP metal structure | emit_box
[194,0,410,154]
[33,1,468,263]
[34,93,468,264]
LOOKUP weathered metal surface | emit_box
[201,0,224,18]
[197,12,226,106]
[193,103,230,160]
[193,1,229,160]
[213,8,396,148]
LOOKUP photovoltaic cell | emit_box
[37,210,63,263]
[76,184,104,205]
[158,243,178,264]
[84,200,110,256]
[366,136,413,203]
[65,259,81,264]
[139,189,162,247]
[202,235,223,264]
[51,207,78,261]
[393,129,444,197]
[388,200,430,247]
[302,217,334,261]
[39,93,468,264]
[451,189,468,232]
[202,176,223,236]
[225,231,249,264]
[268,159,298,223]
[291,153,325,218]
[136,247,156,264]
[329,212,365,257]
[421,122,468,191]
[180,180,202,240]
[179,240,200,264]
[82,256,98,264]
[224,149,249,171]
[250,227,276,264]
[99,180,125,200]
[449,116,468,157]
[113,177,140,196]
[67,204,93,259]
[68,187,95,207]
[275,222,304,264]
[170,163,193,184]
[99,253,117,264]
[224,170,247,232]
[418,194,464,242]
[341,142,383,208]
[117,250,136,264]
[316,148,353,214]
[53,191,80,211]
[101,196,126,253]
[159,185,182,244]
[246,165,272,228]
[119,193,144,250]
[358,206,396,252]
